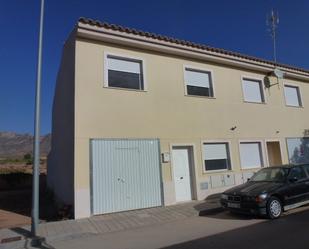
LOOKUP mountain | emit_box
[0,132,51,159]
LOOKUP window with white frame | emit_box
[184,68,214,97]
[242,78,265,103]
[284,85,302,107]
[106,55,144,90]
[239,142,264,169]
[203,143,231,171]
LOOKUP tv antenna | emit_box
[264,9,283,89]
[267,9,279,63]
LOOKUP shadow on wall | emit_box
[0,174,58,221]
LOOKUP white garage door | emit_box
[91,139,162,215]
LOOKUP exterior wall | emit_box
[47,32,75,206]
[73,38,309,218]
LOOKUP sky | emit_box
[0,0,309,135]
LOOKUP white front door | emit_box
[172,148,192,202]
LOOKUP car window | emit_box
[289,167,307,180]
[302,165,309,177]
[250,168,288,182]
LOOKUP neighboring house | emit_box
[48,17,309,219]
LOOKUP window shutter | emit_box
[240,142,263,169]
[185,69,210,88]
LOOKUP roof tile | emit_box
[78,17,309,74]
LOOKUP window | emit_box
[203,143,231,171]
[289,167,307,180]
[242,78,265,103]
[106,55,144,90]
[239,142,264,169]
[184,68,214,97]
[302,165,309,176]
[287,138,309,164]
[284,85,302,107]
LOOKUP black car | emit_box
[220,164,309,219]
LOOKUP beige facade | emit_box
[48,19,309,219]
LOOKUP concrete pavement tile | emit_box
[90,219,111,233]
[0,199,223,248]
[78,219,98,234]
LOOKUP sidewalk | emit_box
[0,197,222,248]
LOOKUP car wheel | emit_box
[267,197,282,219]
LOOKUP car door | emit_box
[301,165,309,201]
[285,166,308,205]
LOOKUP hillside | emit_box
[0,132,51,159]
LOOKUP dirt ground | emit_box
[0,162,47,174]
[0,190,31,229]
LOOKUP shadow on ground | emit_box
[193,193,224,215]
[193,193,261,220]
[0,174,59,228]
[160,208,309,249]
[0,227,55,248]
[9,227,55,249]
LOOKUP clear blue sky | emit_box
[1,0,308,135]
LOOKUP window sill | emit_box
[185,94,216,99]
[240,166,262,171]
[203,169,231,174]
[285,104,304,109]
[103,85,147,93]
[243,100,266,105]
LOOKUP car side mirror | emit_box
[289,176,298,183]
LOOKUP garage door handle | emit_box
[180,177,183,179]
[118,178,125,183]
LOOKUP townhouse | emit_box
[48,18,309,218]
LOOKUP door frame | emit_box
[170,143,198,202]
[265,139,284,167]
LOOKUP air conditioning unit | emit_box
[264,68,284,88]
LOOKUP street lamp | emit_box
[31,0,45,244]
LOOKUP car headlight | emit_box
[255,193,268,203]
[221,194,228,200]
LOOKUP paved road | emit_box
[162,208,309,249]
[13,207,309,249]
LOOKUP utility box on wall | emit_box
[161,152,171,163]
[210,174,236,188]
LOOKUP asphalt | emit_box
[162,207,309,249]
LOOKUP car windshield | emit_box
[250,168,289,182]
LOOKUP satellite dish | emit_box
[273,68,284,79]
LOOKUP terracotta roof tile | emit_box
[78,17,309,74]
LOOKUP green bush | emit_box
[24,153,33,165]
